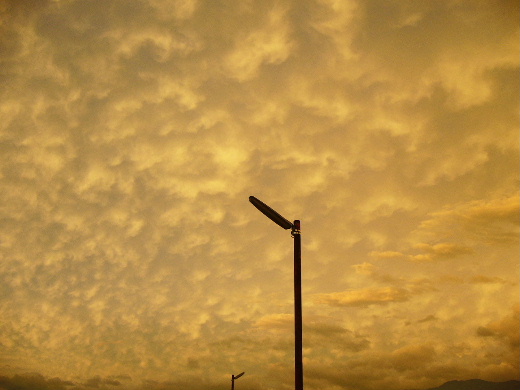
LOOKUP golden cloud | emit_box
[369,250,406,260]
[409,242,474,262]
[418,195,520,244]
[254,313,293,331]
[313,286,411,307]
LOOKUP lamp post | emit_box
[231,372,245,390]
[249,196,303,390]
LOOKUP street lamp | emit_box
[231,372,245,390]
[248,196,303,390]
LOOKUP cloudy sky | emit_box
[0,1,519,389]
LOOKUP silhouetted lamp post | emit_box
[248,196,303,390]
[231,372,245,390]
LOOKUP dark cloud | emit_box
[84,376,121,388]
[469,275,509,285]
[477,326,496,338]
[477,307,520,351]
[417,314,437,323]
[0,373,75,390]
[306,321,370,353]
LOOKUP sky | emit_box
[0,1,519,390]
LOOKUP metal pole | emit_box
[293,220,303,390]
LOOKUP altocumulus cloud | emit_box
[0,0,518,389]
[313,286,411,307]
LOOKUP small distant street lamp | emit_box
[249,196,303,390]
[231,372,245,390]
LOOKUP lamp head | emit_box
[234,372,245,379]
[249,196,293,230]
